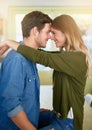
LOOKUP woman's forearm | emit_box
[0,40,20,55]
[5,40,20,51]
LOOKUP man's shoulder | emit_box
[8,50,33,64]
[2,49,33,67]
[6,50,24,59]
[2,50,25,64]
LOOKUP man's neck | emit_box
[23,37,38,49]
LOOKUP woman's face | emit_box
[51,27,66,48]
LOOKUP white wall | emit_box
[0,0,92,18]
[40,85,53,109]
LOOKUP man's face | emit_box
[36,23,51,48]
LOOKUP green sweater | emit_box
[17,45,87,130]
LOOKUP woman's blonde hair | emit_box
[52,14,92,77]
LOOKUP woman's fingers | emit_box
[0,45,9,55]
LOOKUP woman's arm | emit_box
[17,45,85,77]
[0,40,86,77]
[0,40,19,55]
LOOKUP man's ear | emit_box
[33,27,39,36]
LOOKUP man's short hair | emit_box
[21,11,52,37]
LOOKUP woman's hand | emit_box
[0,40,19,55]
[0,43,9,55]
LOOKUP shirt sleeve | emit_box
[17,45,87,77]
[0,55,24,117]
[8,105,23,117]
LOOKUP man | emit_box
[0,11,52,130]
[0,13,75,130]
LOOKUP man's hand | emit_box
[40,108,50,112]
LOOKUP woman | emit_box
[0,14,91,130]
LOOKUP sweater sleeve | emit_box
[17,45,87,77]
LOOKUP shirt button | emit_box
[29,79,31,82]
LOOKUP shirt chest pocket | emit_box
[23,74,37,96]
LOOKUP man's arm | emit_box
[11,110,37,130]
[0,56,37,130]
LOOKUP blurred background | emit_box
[0,1,92,129]
[1,0,92,56]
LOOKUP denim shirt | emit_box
[0,50,40,130]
